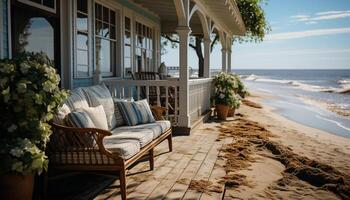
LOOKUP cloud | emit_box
[265,27,350,41]
[290,10,350,24]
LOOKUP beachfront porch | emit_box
[0,0,245,131]
[47,120,230,200]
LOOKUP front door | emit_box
[11,0,60,72]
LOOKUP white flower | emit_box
[11,161,24,173]
[20,63,30,74]
[7,124,18,132]
[10,148,23,157]
[219,93,225,99]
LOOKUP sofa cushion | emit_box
[116,99,155,126]
[76,105,108,130]
[83,84,117,130]
[112,98,133,127]
[53,104,71,125]
[115,120,171,139]
[110,126,154,147]
[65,88,89,111]
[66,111,95,128]
[103,138,141,159]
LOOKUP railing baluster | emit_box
[156,86,161,106]
[137,86,141,100]
[146,86,150,103]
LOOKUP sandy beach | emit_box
[221,91,350,199]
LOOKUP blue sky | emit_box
[162,0,350,70]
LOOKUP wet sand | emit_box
[221,92,350,200]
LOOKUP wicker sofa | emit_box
[47,85,172,200]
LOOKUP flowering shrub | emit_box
[228,73,249,98]
[213,72,241,108]
[0,53,68,175]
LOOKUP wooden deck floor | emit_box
[95,122,231,200]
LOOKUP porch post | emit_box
[221,48,227,72]
[203,38,211,78]
[227,49,232,73]
[177,26,191,128]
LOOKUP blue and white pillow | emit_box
[66,111,95,128]
[116,99,155,126]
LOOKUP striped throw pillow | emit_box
[66,111,95,128]
[113,97,134,127]
[116,99,155,126]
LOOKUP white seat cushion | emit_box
[110,127,154,147]
[76,105,108,130]
[103,138,141,159]
[114,120,171,139]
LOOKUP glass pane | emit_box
[77,33,88,50]
[138,36,142,47]
[29,0,41,4]
[77,0,87,13]
[77,13,88,32]
[103,7,109,22]
[124,57,131,76]
[96,38,111,73]
[77,65,89,77]
[124,45,131,57]
[95,4,102,20]
[77,50,88,65]
[95,21,102,36]
[110,25,116,39]
[136,48,141,56]
[102,23,109,38]
[110,41,116,74]
[110,10,115,25]
[125,17,130,30]
[43,0,55,8]
[124,31,131,44]
[17,17,54,61]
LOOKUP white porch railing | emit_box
[189,78,213,123]
[103,79,180,126]
[102,78,213,128]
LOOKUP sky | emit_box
[162,0,350,70]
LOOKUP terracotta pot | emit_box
[0,174,34,200]
[216,104,229,120]
[227,107,235,117]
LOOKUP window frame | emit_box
[94,0,121,78]
[17,0,56,14]
[73,0,92,79]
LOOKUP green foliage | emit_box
[235,0,271,43]
[229,73,249,98]
[0,52,68,175]
[213,72,241,108]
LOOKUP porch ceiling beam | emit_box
[161,21,204,35]
[173,0,188,26]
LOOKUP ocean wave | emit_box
[242,74,350,94]
[338,79,350,84]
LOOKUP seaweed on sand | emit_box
[218,116,350,200]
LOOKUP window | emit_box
[18,0,56,13]
[135,21,153,72]
[95,3,119,77]
[75,0,89,77]
[124,17,132,77]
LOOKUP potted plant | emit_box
[0,53,67,200]
[227,94,242,117]
[213,72,237,120]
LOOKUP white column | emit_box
[227,49,232,73]
[221,48,227,72]
[203,38,211,78]
[177,26,191,128]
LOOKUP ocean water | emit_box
[233,69,350,138]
